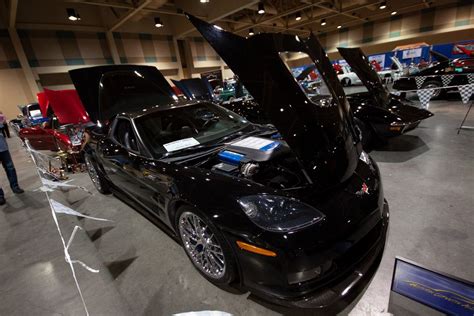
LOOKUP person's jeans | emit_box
[0,150,19,197]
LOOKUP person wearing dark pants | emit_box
[0,134,24,205]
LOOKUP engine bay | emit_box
[196,136,307,190]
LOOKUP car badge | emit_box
[356,183,369,196]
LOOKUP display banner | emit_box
[368,54,386,68]
[402,48,423,59]
[441,75,455,87]
[415,76,427,89]
[417,88,435,108]
[458,84,474,104]
[468,74,474,84]
[392,258,474,316]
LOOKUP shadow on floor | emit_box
[86,226,115,242]
[105,247,138,279]
[371,135,429,163]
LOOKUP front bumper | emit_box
[228,202,389,309]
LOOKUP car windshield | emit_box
[135,103,250,157]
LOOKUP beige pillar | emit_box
[106,31,120,64]
[8,27,40,96]
[172,37,184,79]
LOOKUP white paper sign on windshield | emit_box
[163,137,200,152]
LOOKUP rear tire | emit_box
[84,155,110,194]
[176,205,237,285]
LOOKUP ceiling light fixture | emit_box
[295,12,302,21]
[379,1,387,9]
[391,11,397,15]
[249,28,255,36]
[337,25,342,29]
[320,19,326,26]
[66,8,80,21]
[257,2,265,15]
[154,17,164,28]
[200,0,210,3]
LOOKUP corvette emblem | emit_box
[356,183,369,196]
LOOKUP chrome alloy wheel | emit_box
[85,156,102,191]
[178,211,226,279]
[423,83,441,97]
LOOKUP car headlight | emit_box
[237,195,325,233]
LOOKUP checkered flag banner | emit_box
[441,75,454,87]
[468,74,474,84]
[458,84,474,104]
[417,88,435,108]
[415,76,426,89]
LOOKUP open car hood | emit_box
[43,89,90,125]
[187,14,360,187]
[338,47,391,107]
[69,65,177,124]
[37,92,50,117]
[390,56,403,71]
[172,78,214,101]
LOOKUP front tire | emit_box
[342,78,352,87]
[176,205,236,285]
[421,80,444,99]
[84,155,110,194]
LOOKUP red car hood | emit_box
[37,92,50,117]
[44,89,90,125]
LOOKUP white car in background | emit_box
[337,57,403,86]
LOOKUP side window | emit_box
[113,119,139,152]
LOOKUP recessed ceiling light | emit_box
[66,8,80,21]
[200,0,210,3]
[154,17,163,28]
[321,19,326,26]
[249,28,255,36]
[295,12,301,21]
[257,2,265,14]
[379,1,387,9]
[337,25,342,29]
[391,11,397,15]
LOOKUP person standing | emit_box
[0,133,24,205]
[0,111,10,138]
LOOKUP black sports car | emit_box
[337,47,434,148]
[70,15,389,310]
[393,50,474,98]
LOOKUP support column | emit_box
[8,27,40,96]
[106,31,120,64]
[172,37,184,79]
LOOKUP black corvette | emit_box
[393,50,474,98]
[337,47,433,148]
[70,15,389,310]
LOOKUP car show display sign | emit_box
[390,257,474,316]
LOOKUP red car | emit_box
[19,89,90,152]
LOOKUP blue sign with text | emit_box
[392,258,474,316]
